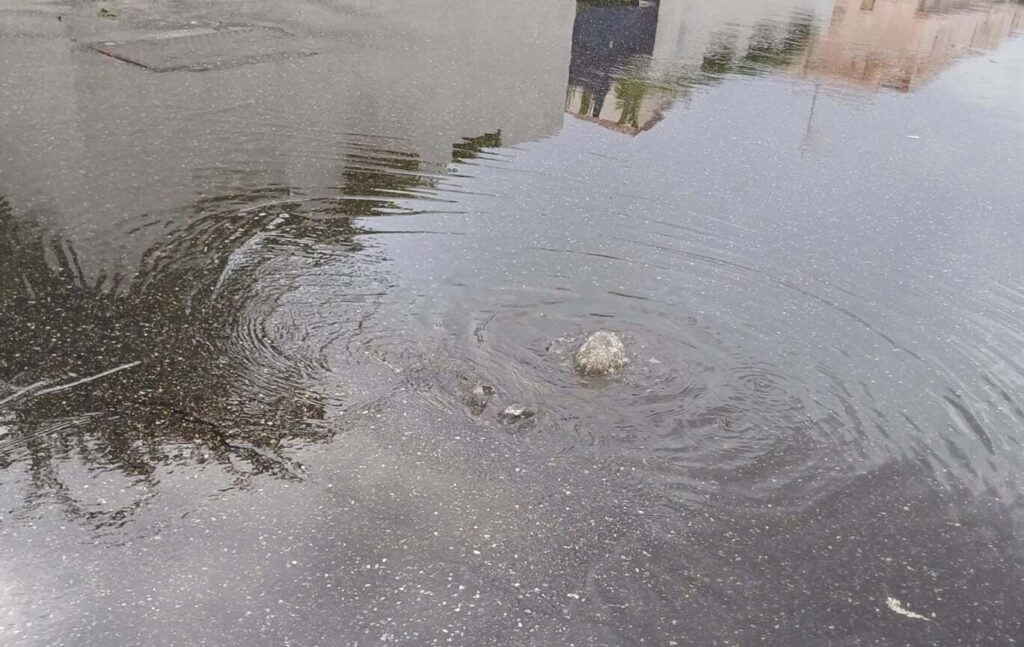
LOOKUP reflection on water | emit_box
[566,0,667,134]
[794,0,1024,91]
[0,128,516,528]
[0,189,349,523]
[566,0,1023,133]
[2,0,1024,644]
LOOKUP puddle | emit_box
[1,0,1023,644]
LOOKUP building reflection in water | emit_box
[565,0,665,134]
[565,0,822,134]
[793,0,1024,92]
[565,0,1024,134]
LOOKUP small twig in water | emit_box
[33,361,142,398]
[0,362,142,410]
[0,381,50,409]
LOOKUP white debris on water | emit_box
[574,331,628,376]
[885,596,934,621]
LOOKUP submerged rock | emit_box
[465,383,495,416]
[574,331,628,376]
[498,404,536,424]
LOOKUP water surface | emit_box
[2,0,1024,644]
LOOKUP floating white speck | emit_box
[885,596,934,621]
[905,135,921,139]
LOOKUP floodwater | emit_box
[1,0,1023,644]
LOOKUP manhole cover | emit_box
[88,26,315,72]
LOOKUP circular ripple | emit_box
[416,287,872,504]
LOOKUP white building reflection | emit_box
[0,0,575,284]
[565,0,1023,133]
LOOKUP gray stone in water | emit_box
[472,384,495,401]
[498,405,536,424]
[574,331,628,376]
[465,383,495,416]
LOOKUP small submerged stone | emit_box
[498,405,536,424]
[465,383,495,416]
[472,383,494,400]
[574,331,627,376]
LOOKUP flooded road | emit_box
[2,0,1024,644]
